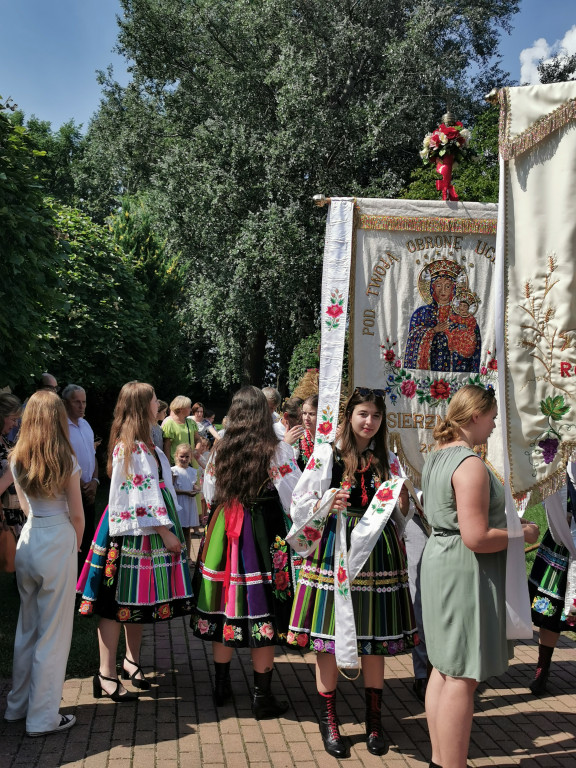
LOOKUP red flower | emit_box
[277,463,292,477]
[400,380,417,398]
[376,487,393,503]
[157,604,171,620]
[337,566,347,584]
[430,379,450,400]
[384,349,395,362]
[104,563,117,578]
[135,506,147,517]
[107,547,119,561]
[273,550,288,569]
[117,607,131,622]
[79,600,93,615]
[296,633,309,647]
[303,525,322,542]
[120,510,131,520]
[317,421,332,436]
[132,474,144,486]
[306,457,315,471]
[488,359,498,370]
[274,571,289,591]
[326,304,344,319]
[223,624,235,640]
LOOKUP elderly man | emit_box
[62,385,99,573]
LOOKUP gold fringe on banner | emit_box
[499,89,576,161]
[358,214,497,235]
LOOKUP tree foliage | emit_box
[0,97,61,388]
[538,53,576,84]
[66,0,520,390]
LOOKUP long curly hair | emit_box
[338,389,390,484]
[10,391,75,498]
[213,386,278,506]
[107,381,155,475]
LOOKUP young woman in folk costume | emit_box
[191,386,302,719]
[287,389,417,758]
[297,395,318,471]
[77,382,193,701]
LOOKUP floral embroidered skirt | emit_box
[191,494,293,647]
[288,512,418,655]
[76,487,194,622]
[528,530,571,633]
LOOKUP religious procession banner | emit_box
[496,82,576,503]
[316,197,499,486]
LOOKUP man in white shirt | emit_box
[62,385,99,573]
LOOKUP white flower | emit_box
[419,149,429,160]
[460,128,471,142]
[423,134,431,147]
[438,132,448,144]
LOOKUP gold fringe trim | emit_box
[500,95,576,161]
[511,441,576,504]
[358,214,496,234]
[389,432,422,488]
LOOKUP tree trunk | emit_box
[241,330,267,387]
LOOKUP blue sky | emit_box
[1,0,575,131]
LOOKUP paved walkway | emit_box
[2,541,576,768]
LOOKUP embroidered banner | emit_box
[350,198,499,485]
[497,83,576,501]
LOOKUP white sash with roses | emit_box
[287,465,406,669]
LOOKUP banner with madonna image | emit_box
[348,197,500,486]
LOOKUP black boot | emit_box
[529,643,554,695]
[213,661,232,706]
[365,687,388,756]
[251,669,289,720]
[319,690,349,759]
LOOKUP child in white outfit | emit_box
[171,443,199,558]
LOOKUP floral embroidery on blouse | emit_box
[109,504,169,525]
[120,473,154,492]
[113,441,151,459]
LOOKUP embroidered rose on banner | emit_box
[430,379,451,400]
[400,379,417,399]
[325,288,345,330]
[316,405,335,444]
[302,525,322,542]
[376,487,394,503]
[337,552,349,598]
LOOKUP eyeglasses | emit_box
[356,387,385,397]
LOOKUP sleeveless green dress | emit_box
[421,446,513,681]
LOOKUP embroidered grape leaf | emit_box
[540,395,571,421]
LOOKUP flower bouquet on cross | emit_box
[420,111,471,201]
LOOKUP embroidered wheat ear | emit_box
[545,308,555,322]
[548,254,556,273]
[524,281,531,298]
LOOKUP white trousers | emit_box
[5,513,76,732]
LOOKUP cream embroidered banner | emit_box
[497,83,576,501]
[350,198,499,485]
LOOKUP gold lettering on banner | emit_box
[362,308,375,336]
[365,251,400,296]
[474,240,495,262]
[386,413,441,430]
[405,235,464,253]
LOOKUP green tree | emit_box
[10,111,84,206]
[46,202,155,391]
[538,53,576,84]
[0,97,61,388]
[78,0,519,389]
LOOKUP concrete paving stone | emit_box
[200,742,226,762]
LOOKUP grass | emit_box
[0,489,556,680]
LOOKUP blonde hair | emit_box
[174,442,192,457]
[10,391,75,498]
[433,385,496,444]
[107,382,155,475]
[170,395,192,415]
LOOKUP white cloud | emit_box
[519,24,576,85]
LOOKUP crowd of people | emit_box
[0,375,569,768]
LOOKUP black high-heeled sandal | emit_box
[121,657,151,690]
[93,673,139,702]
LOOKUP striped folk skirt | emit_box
[528,530,571,633]
[191,493,293,647]
[76,486,194,622]
[288,511,418,655]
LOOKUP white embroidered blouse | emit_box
[108,441,180,537]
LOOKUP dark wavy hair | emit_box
[213,386,278,506]
[338,389,390,484]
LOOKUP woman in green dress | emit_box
[421,385,538,768]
